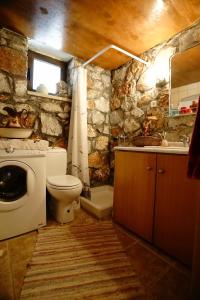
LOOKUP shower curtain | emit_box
[67,66,90,196]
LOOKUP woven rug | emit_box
[20,221,145,300]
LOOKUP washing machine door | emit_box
[0,161,35,211]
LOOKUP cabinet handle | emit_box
[146,166,153,171]
[158,169,165,174]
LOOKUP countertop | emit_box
[114,145,189,155]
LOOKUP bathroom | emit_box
[0,1,200,299]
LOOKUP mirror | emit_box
[170,44,200,116]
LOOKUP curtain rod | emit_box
[82,44,148,68]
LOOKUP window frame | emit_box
[28,50,67,94]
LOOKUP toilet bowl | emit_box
[47,148,82,223]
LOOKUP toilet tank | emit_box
[47,147,67,176]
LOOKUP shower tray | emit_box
[80,185,113,219]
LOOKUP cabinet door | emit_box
[113,151,156,242]
[154,154,199,266]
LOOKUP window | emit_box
[28,50,66,94]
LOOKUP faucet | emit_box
[118,134,127,145]
[179,135,190,147]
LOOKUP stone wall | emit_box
[110,20,200,156]
[0,28,27,102]
[0,28,71,147]
[2,21,198,186]
[109,20,200,180]
[67,58,112,186]
[0,27,112,186]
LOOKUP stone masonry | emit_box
[0,28,71,147]
[0,27,111,186]
[110,20,200,174]
[1,20,200,187]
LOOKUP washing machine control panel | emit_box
[0,149,46,158]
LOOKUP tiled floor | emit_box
[0,231,37,300]
[0,209,192,300]
[115,225,191,299]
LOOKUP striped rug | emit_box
[20,221,145,300]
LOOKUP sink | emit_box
[144,145,189,152]
[166,146,189,150]
[114,144,189,154]
[144,145,188,149]
[144,141,189,149]
[167,142,186,147]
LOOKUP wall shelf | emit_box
[27,91,71,102]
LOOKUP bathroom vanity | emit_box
[113,146,200,266]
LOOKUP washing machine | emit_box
[0,148,46,240]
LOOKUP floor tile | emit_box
[8,231,37,299]
[1,208,193,300]
[0,241,14,300]
[125,241,171,288]
[148,267,192,300]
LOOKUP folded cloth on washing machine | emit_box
[0,139,49,150]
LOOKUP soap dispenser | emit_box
[161,131,168,147]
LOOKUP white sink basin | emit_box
[167,142,187,147]
[115,140,190,154]
[144,141,189,150]
[166,146,189,150]
[144,145,189,152]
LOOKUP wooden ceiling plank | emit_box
[0,0,200,69]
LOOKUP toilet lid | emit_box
[47,175,81,188]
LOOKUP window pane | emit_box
[33,59,61,94]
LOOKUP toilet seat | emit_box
[47,175,82,190]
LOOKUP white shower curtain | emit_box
[67,66,90,196]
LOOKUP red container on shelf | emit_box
[180,107,192,114]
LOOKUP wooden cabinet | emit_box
[113,150,199,266]
[154,154,198,266]
[113,151,156,242]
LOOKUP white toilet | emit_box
[46,147,82,223]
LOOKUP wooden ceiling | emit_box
[0,0,200,69]
[171,44,200,88]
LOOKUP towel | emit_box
[188,97,200,179]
